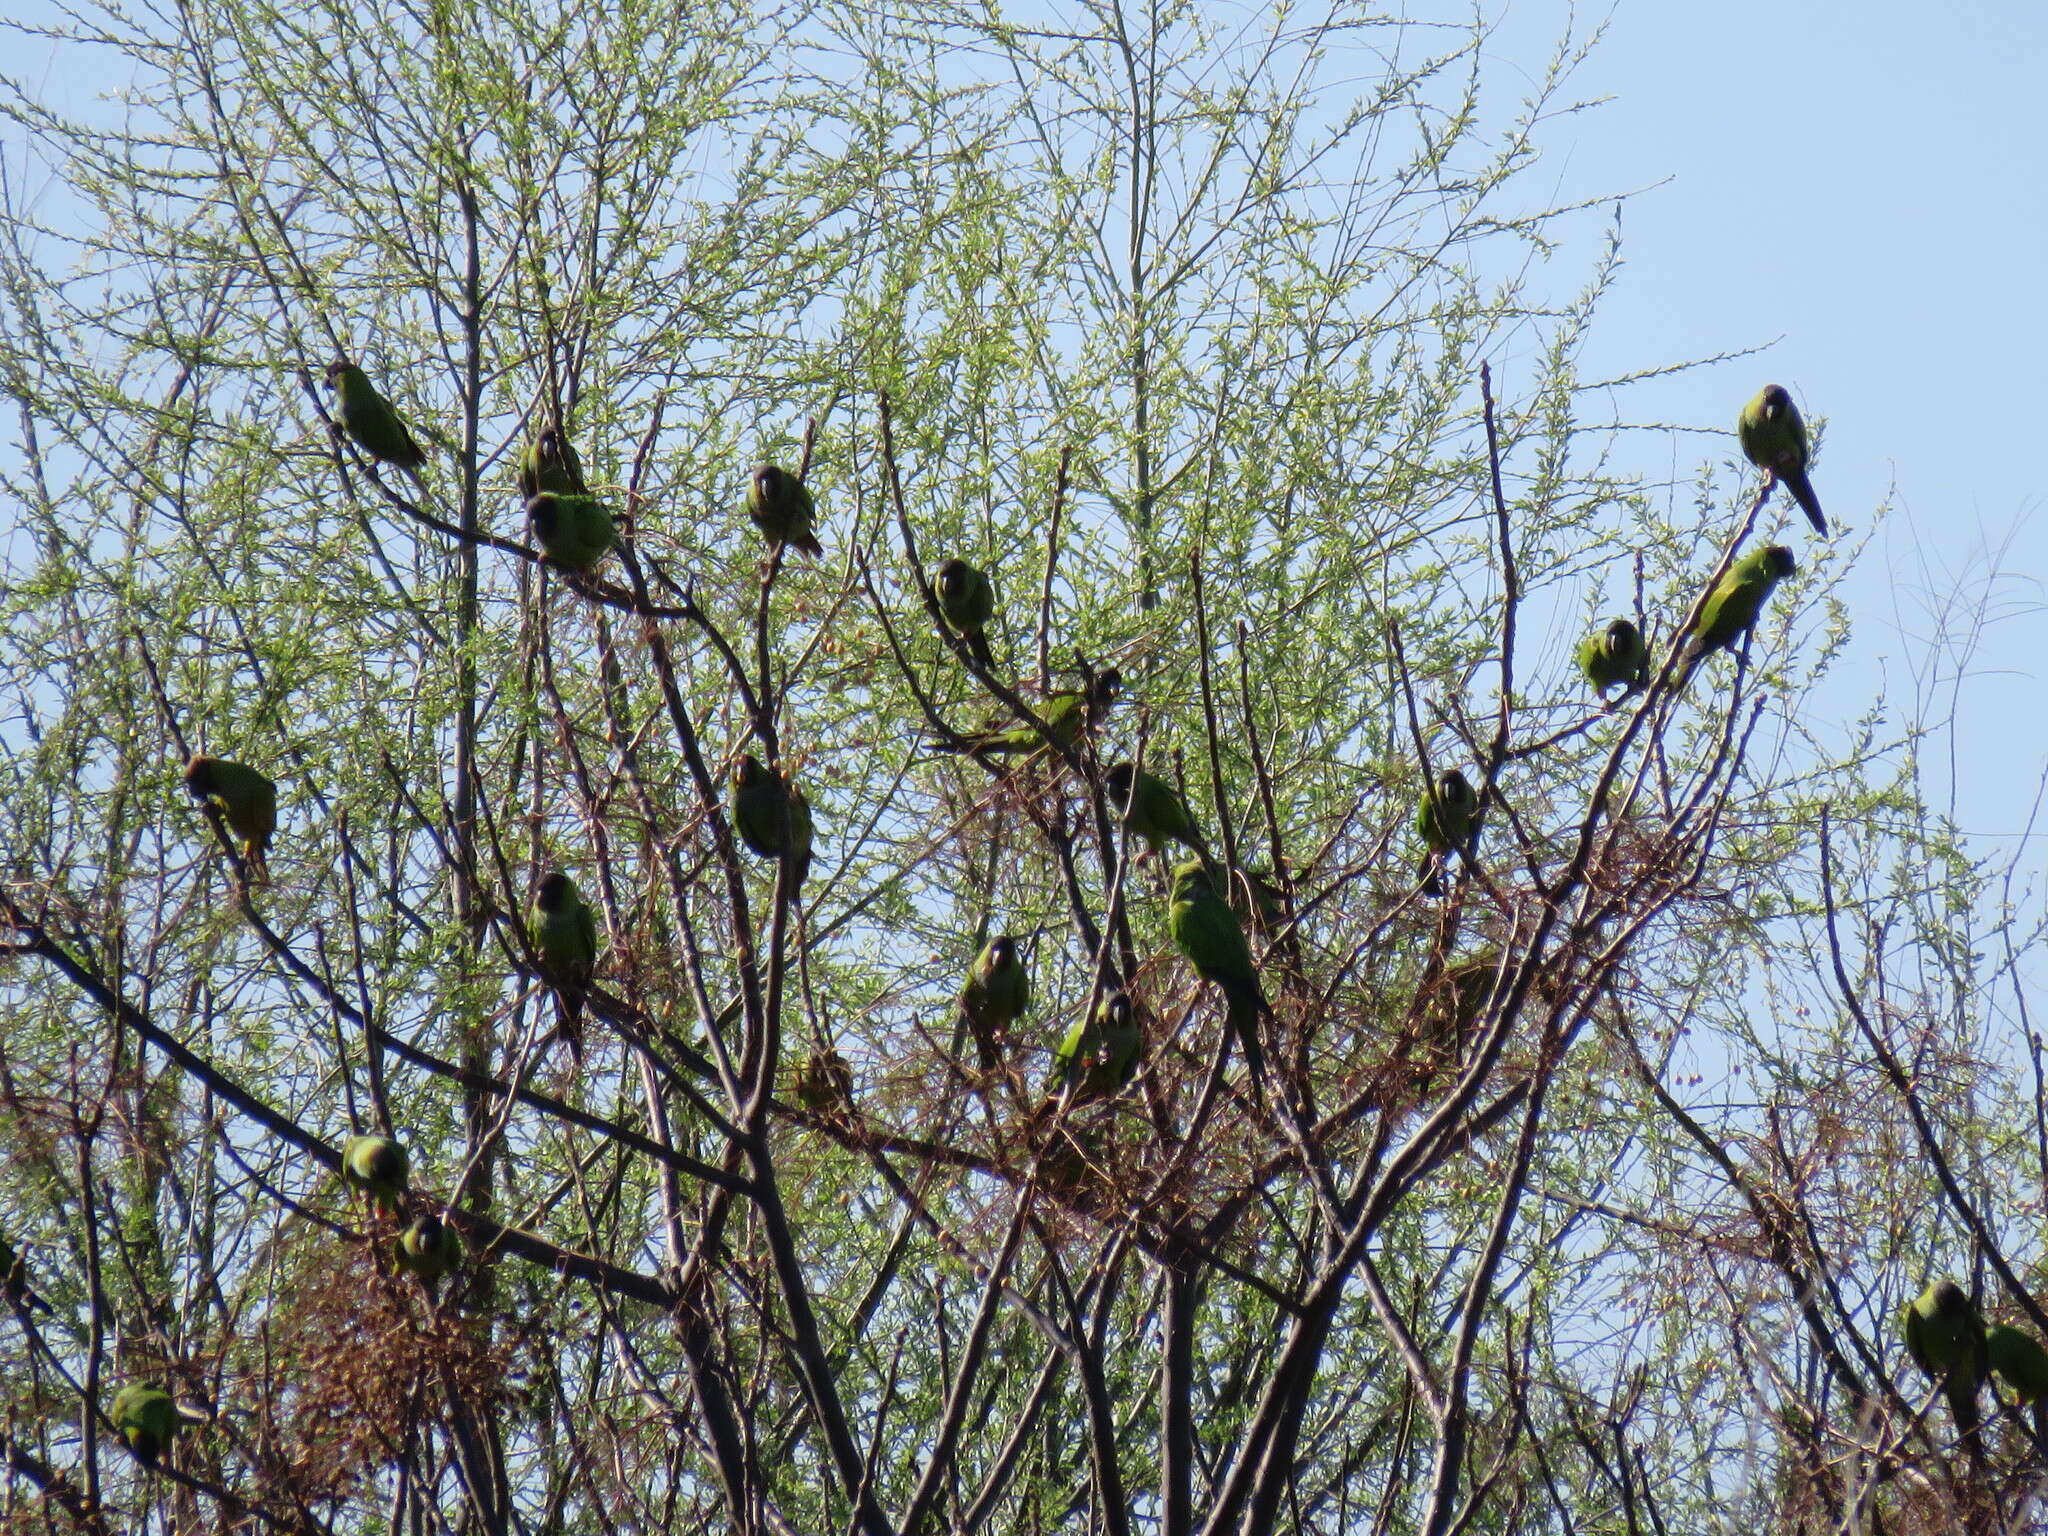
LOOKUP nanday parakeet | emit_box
[518,426,587,500]
[1414,768,1478,896]
[935,559,996,668]
[1104,761,1205,861]
[324,362,426,482]
[730,754,814,883]
[1050,990,1141,1099]
[950,670,1123,757]
[110,1383,181,1465]
[1169,858,1265,1073]
[183,755,277,883]
[531,871,599,1059]
[1680,543,1796,680]
[527,492,616,572]
[1577,618,1648,701]
[0,1235,49,1314]
[1738,384,1825,535]
[959,935,1030,1070]
[1987,1322,2048,1406]
[394,1213,461,1287]
[342,1133,409,1211]
[793,1049,854,1116]
[1903,1279,1988,1448]
[745,463,821,556]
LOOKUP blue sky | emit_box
[1491,0,2047,850]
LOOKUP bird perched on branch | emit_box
[945,670,1123,758]
[959,935,1030,1071]
[730,754,815,884]
[1738,384,1825,535]
[1414,768,1478,897]
[936,558,996,668]
[1903,1279,1988,1454]
[394,1213,462,1289]
[325,361,426,483]
[1104,761,1206,863]
[1988,1322,2048,1411]
[1049,990,1141,1101]
[531,871,599,1059]
[518,425,588,500]
[1576,618,1648,702]
[0,1235,49,1315]
[183,754,276,883]
[527,492,616,573]
[793,1048,855,1117]
[1679,544,1795,684]
[110,1383,182,1466]
[342,1134,409,1212]
[1169,859,1265,1075]
[745,463,821,557]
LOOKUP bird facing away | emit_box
[935,558,996,668]
[526,492,616,573]
[1169,858,1265,1073]
[531,871,600,1059]
[394,1213,461,1287]
[324,362,426,481]
[1104,762,1204,861]
[0,1235,49,1314]
[110,1383,180,1466]
[1987,1322,2048,1406]
[1576,618,1648,701]
[1738,384,1826,535]
[1680,543,1796,679]
[729,755,815,883]
[1902,1279,1988,1451]
[1050,990,1142,1100]
[745,463,821,557]
[183,755,277,883]
[793,1048,855,1116]
[959,935,1031,1070]
[949,669,1124,757]
[517,426,588,500]
[342,1134,410,1212]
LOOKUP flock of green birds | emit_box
[59,370,1892,1467]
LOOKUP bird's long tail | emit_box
[1225,982,1267,1081]
[1783,469,1826,535]
[967,630,994,670]
[1947,1373,1985,1464]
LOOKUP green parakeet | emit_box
[1738,384,1825,535]
[1169,859,1265,1071]
[1680,543,1796,679]
[935,559,996,668]
[1987,1322,2048,1405]
[394,1213,461,1287]
[110,1383,180,1465]
[793,1049,854,1116]
[527,492,616,573]
[1050,990,1142,1099]
[1415,768,1478,896]
[959,935,1030,1070]
[517,426,587,500]
[0,1235,49,1314]
[1104,762,1205,861]
[1576,618,1648,701]
[729,755,814,883]
[949,670,1123,757]
[325,362,426,482]
[183,754,277,883]
[1903,1279,1987,1448]
[531,871,599,1059]
[342,1133,409,1211]
[745,463,821,557]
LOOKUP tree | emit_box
[0,2,2035,1534]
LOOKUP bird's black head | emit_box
[733,754,766,790]
[1439,768,1475,807]
[182,755,215,797]
[989,935,1017,970]
[537,871,573,911]
[323,360,353,389]
[1605,618,1640,656]
[527,493,560,541]
[1764,545,1797,578]
[752,464,787,501]
[538,426,564,458]
[1104,762,1136,801]
[1931,1280,1971,1317]
[936,559,969,601]
[410,1212,443,1244]
[1760,383,1791,416]
[1101,991,1133,1028]
[1091,668,1124,707]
